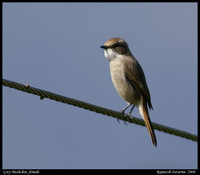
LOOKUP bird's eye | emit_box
[113,44,120,48]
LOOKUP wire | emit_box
[3,78,197,142]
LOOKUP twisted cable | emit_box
[3,79,197,142]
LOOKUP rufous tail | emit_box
[138,99,157,147]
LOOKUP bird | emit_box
[100,37,157,147]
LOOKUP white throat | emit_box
[104,48,119,62]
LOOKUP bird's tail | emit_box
[138,99,157,147]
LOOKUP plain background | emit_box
[3,3,197,169]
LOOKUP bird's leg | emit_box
[127,105,135,116]
[119,103,132,124]
[121,103,131,114]
[123,105,135,125]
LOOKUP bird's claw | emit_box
[118,110,128,125]
[121,110,125,115]
[117,118,120,123]
[127,112,132,117]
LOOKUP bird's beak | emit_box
[100,45,107,49]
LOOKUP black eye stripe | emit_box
[113,44,119,48]
[100,43,126,49]
[112,43,123,48]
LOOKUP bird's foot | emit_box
[119,110,128,125]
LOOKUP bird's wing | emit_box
[124,57,153,109]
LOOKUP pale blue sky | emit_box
[3,3,197,169]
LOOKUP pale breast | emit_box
[109,57,141,106]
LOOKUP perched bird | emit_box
[100,38,157,147]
